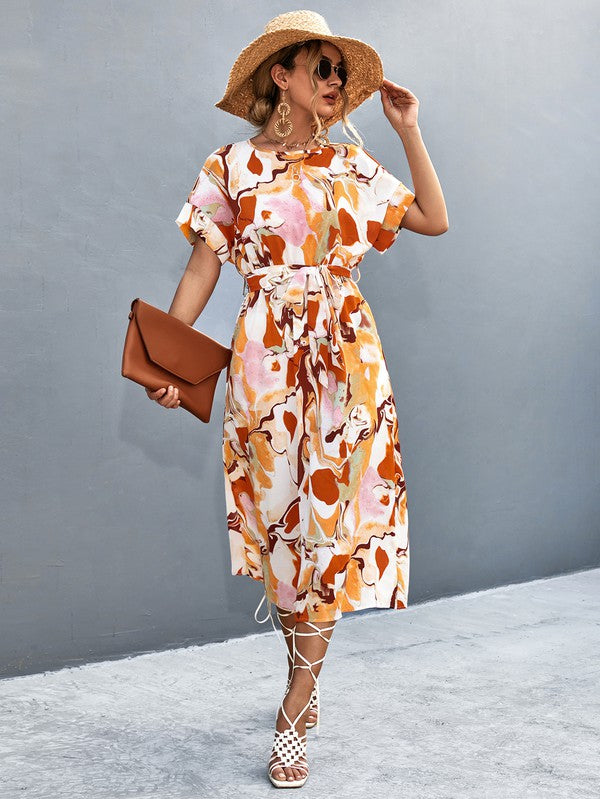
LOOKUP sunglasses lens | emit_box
[316,58,348,88]
[317,58,332,80]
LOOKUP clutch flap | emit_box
[131,298,231,385]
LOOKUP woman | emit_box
[146,9,447,789]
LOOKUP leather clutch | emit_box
[121,298,232,423]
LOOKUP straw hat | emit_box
[214,9,384,128]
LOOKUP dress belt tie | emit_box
[243,263,357,391]
[245,262,354,291]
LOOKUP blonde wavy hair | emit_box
[248,40,364,148]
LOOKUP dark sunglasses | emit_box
[315,57,348,88]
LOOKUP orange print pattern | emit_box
[176,139,415,622]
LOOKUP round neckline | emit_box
[246,138,326,156]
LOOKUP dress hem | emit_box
[233,569,408,622]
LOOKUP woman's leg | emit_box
[270,607,337,783]
[275,607,297,683]
[275,607,319,728]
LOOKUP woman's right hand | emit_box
[145,385,181,409]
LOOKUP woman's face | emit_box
[278,41,344,119]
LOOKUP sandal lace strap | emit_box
[278,623,333,729]
[253,591,284,644]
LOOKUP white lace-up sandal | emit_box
[255,594,320,730]
[268,616,336,787]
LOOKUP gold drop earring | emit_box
[273,89,293,140]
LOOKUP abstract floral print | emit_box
[176,139,415,622]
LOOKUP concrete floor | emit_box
[1,569,599,799]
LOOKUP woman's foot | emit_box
[269,681,313,785]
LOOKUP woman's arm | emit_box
[167,239,222,325]
[397,125,448,236]
[380,80,449,236]
[145,239,221,408]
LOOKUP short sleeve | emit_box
[175,150,236,264]
[353,146,415,253]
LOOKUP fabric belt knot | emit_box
[245,263,355,391]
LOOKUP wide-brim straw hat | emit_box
[214,9,384,129]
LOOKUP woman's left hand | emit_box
[379,79,419,131]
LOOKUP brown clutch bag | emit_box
[121,298,232,423]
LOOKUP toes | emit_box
[271,764,308,782]
[274,766,304,782]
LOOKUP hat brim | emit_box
[214,31,384,128]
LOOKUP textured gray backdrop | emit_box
[1,1,598,678]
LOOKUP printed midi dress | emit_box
[176,138,415,623]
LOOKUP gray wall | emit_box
[1,1,598,678]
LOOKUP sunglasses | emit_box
[315,57,348,88]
